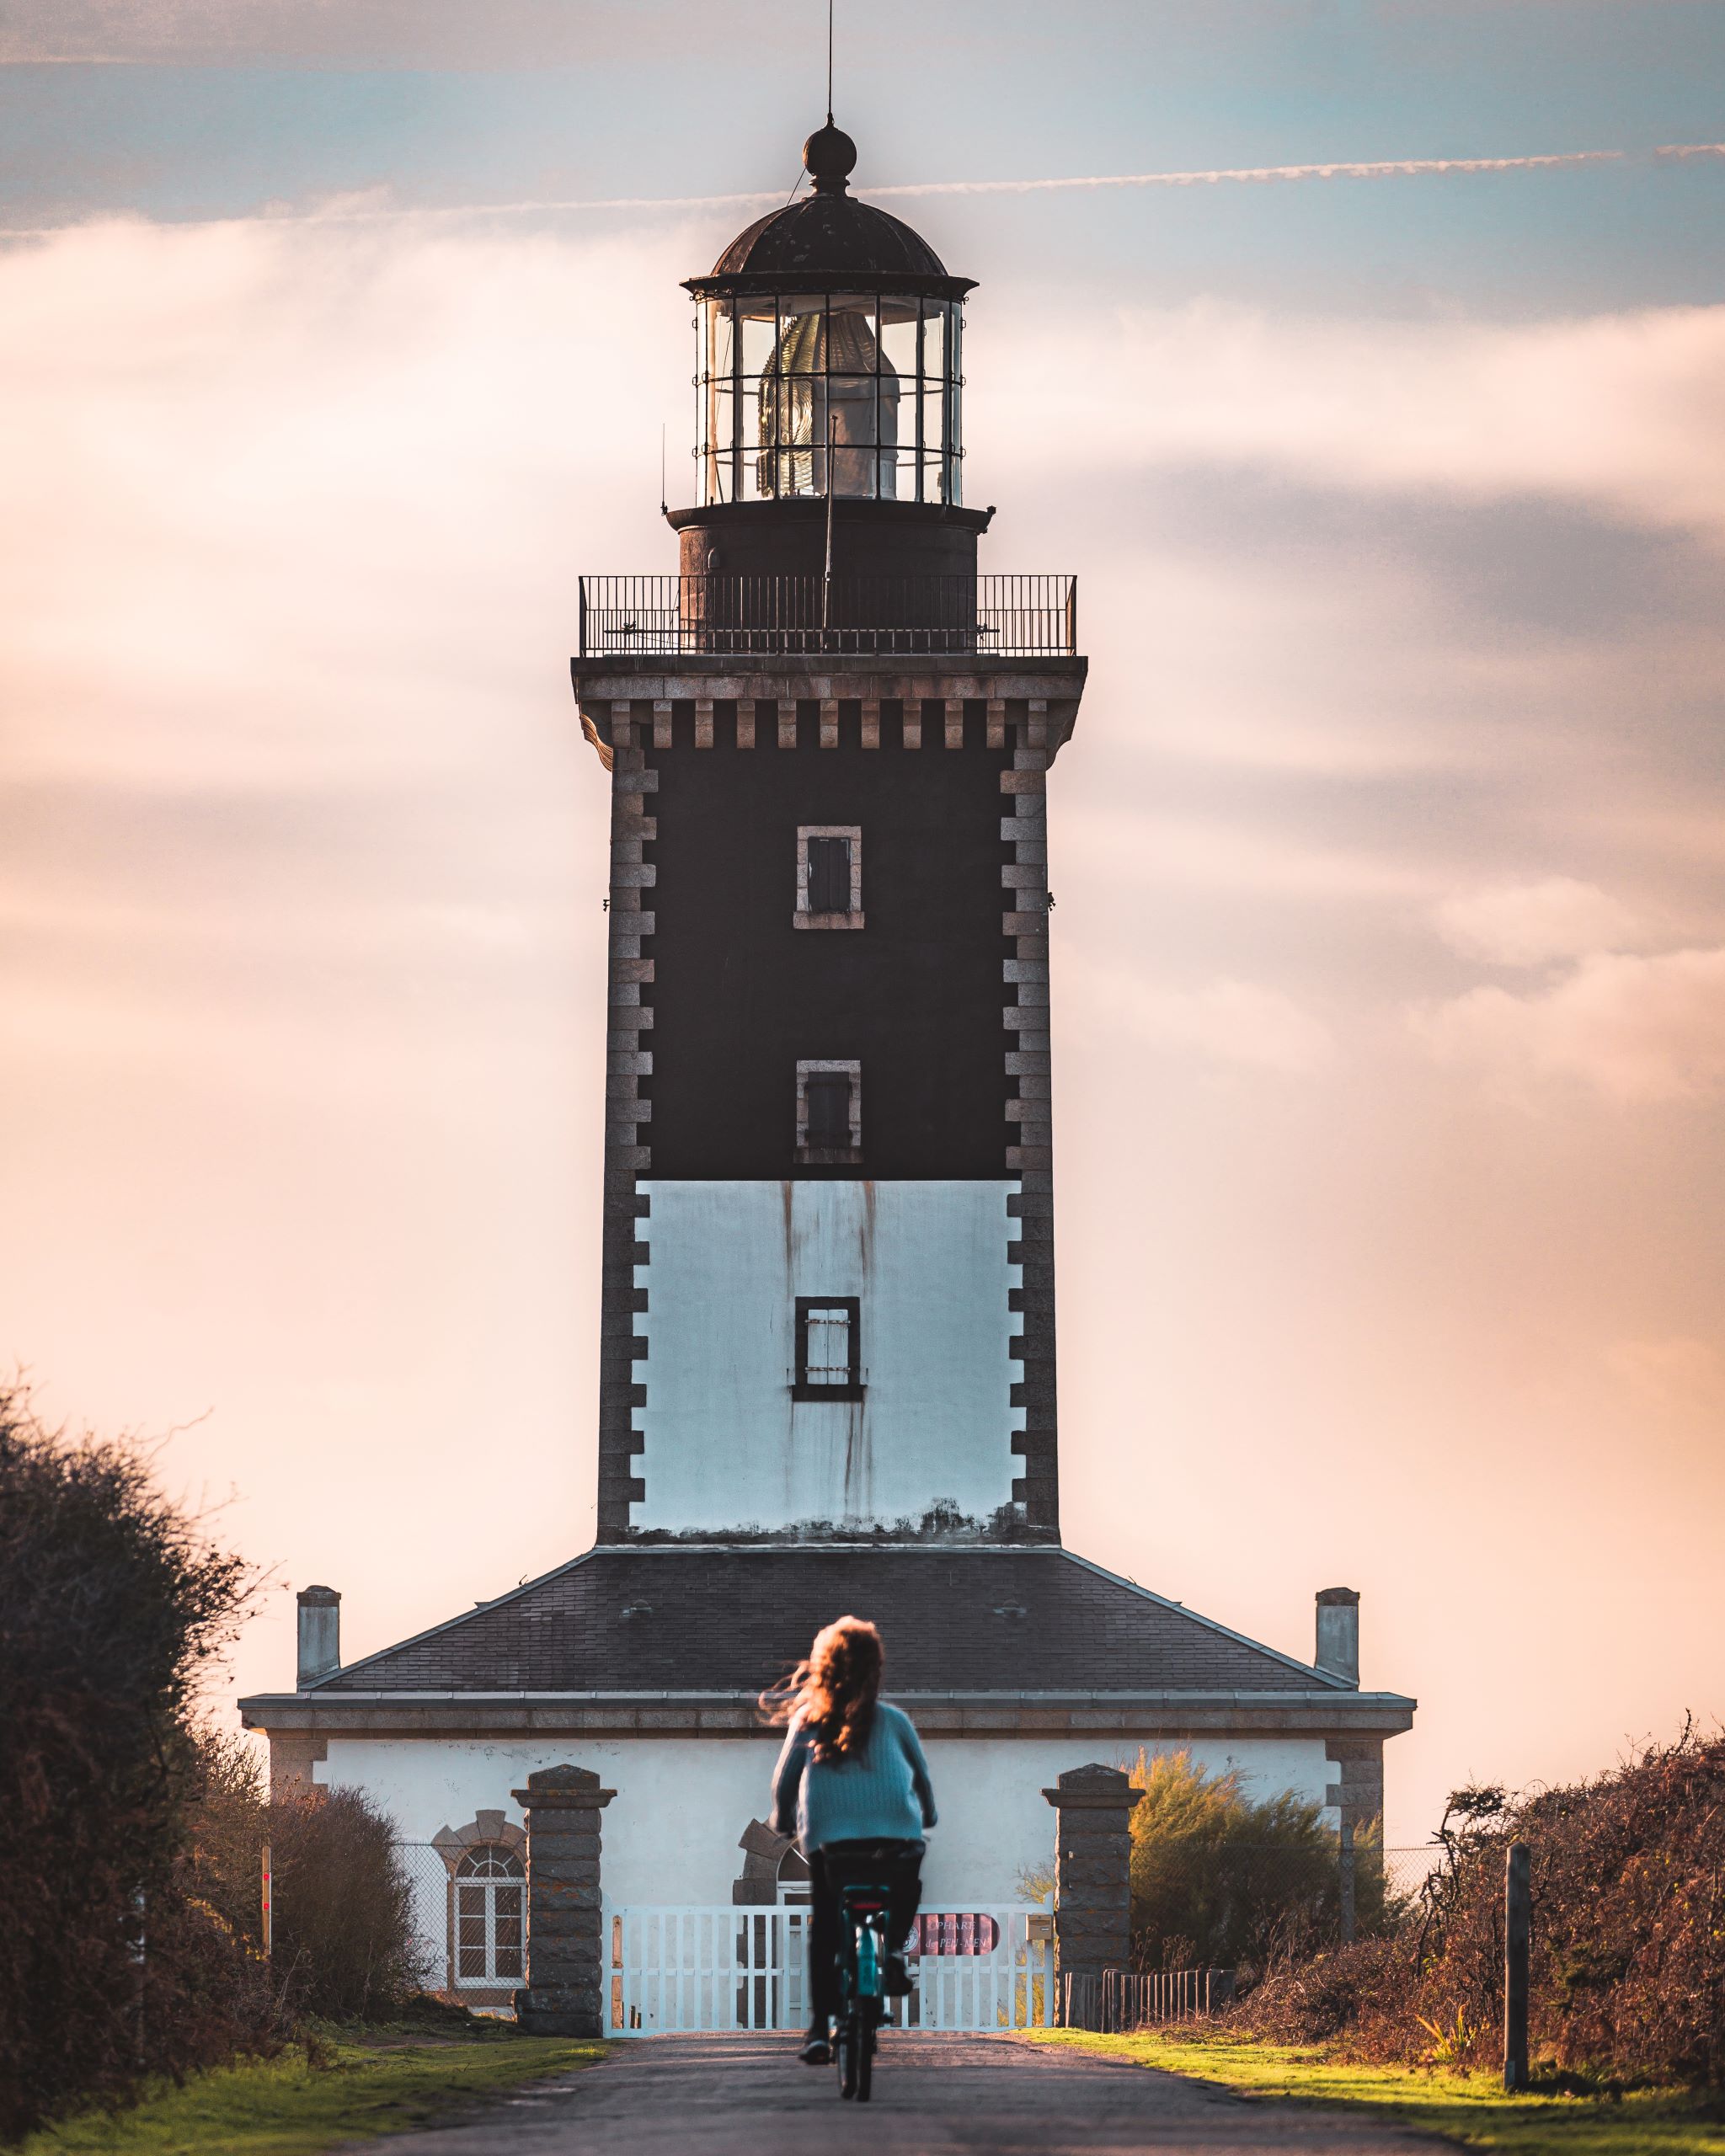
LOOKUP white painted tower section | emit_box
[636,1179,1023,1534]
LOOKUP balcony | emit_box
[577,575,1077,660]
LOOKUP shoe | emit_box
[798,2032,831,2065]
[884,1954,911,1997]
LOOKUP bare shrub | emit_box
[0,1392,277,2140]
[183,1725,271,1949]
[1228,1724,1725,2088]
[270,1785,429,2020]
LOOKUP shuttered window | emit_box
[796,1059,860,1159]
[795,825,862,926]
[803,1305,852,1384]
[806,835,852,915]
[793,1295,862,1396]
[805,1071,852,1149]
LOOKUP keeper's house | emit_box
[241,119,1414,2013]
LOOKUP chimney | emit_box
[296,1585,341,1688]
[1315,1587,1359,1688]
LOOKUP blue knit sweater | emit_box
[771,1701,938,1854]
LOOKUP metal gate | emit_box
[606,1906,1054,2036]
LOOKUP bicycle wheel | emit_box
[855,2021,874,2103]
[836,2018,858,2100]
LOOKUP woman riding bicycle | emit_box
[767,1614,937,2065]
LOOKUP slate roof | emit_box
[309,1547,1348,1699]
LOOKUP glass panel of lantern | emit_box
[736,300,778,501]
[825,293,889,499]
[878,301,921,500]
[702,299,736,503]
[947,349,963,503]
[924,352,946,459]
[774,296,819,495]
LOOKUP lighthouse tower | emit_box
[579,119,1078,1546]
[243,125,1413,1999]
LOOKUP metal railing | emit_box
[578,574,1077,659]
[1060,1966,1236,2032]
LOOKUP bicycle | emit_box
[831,1876,894,2101]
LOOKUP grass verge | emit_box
[17,2025,607,2156]
[1017,2029,1725,2155]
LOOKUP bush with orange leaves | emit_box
[1229,1724,1725,2088]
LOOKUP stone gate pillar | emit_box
[1043,1764,1140,1983]
[511,1764,616,2036]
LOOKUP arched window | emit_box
[777,1842,812,1905]
[453,1845,524,1987]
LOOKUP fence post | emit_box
[131,1886,147,2063]
[260,1843,272,1961]
[1338,1817,1356,1945]
[1503,1841,1530,2092]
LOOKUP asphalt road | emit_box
[359,2033,1439,2155]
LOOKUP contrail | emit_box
[882,148,1637,195]
[302,139,1725,220]
[4,141,1722,237]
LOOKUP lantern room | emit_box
[694,285,960,508]
[670,121,991,587]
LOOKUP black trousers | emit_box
[805,1838,925,2021]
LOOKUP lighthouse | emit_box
[243,122,1413,2021]
[580,117,1076,1545]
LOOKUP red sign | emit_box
[910,1913,1000,1957]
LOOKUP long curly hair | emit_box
[762,1615,884,1764]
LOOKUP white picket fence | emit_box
[606,1906,1054,2036]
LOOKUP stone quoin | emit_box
[240,115,1416,2019]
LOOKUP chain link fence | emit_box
[392,1843,523,2009]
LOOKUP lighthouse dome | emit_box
[692,122,972,300]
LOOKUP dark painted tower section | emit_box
[573,124,1085,1547]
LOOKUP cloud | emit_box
[981,302,1725,546]
[0,215,688,792]
[1433,878,1641,966]
[1411,947,1725,1102]
[1112,977,1336,1075]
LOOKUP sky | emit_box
[3,0,1723,1849]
